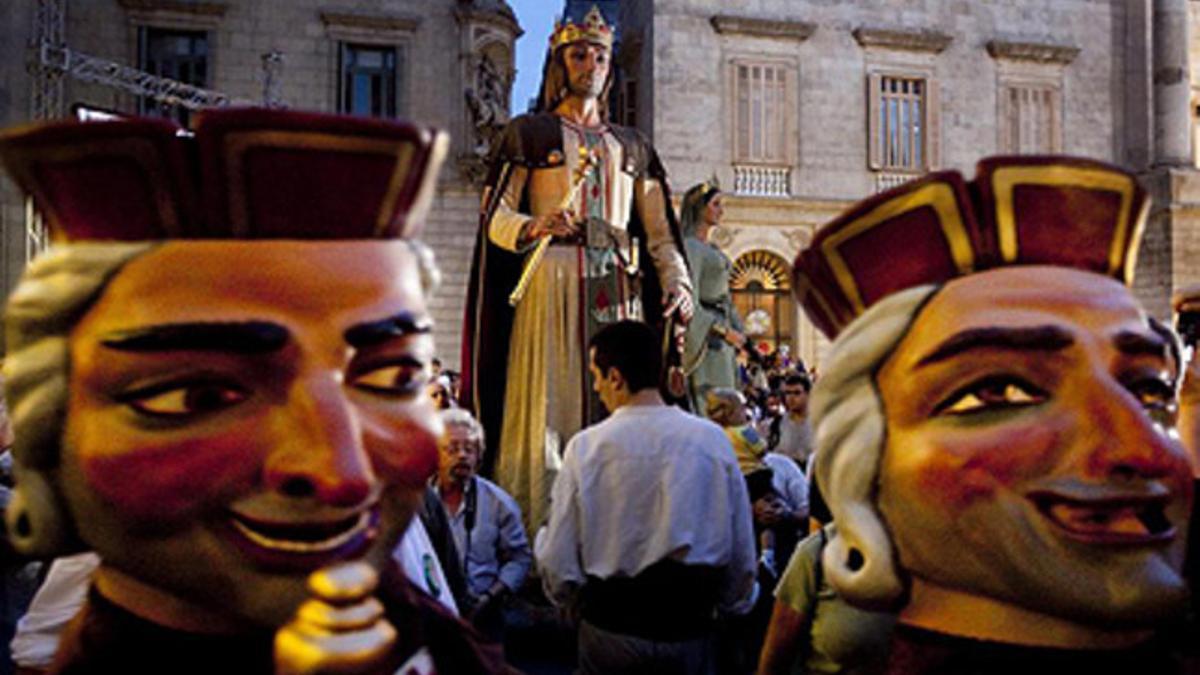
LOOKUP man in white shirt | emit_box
[536,321,757,675]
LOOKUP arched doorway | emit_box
[730,250,793,354]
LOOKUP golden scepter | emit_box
[508,146,602,307]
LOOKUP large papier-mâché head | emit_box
[794,156,1191,646]
[0,108,448,628]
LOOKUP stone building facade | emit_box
[617,0,1200,367]
[0,0,521,366]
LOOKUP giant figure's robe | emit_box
[462,112,690,532]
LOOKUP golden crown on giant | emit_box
[549,5,613,51]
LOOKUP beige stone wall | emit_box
[1,0,517,367]
[622,0,1162,367]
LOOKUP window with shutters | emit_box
[999,83,1060,154]
[868,74,934,173]
[138,27,208,127]
[733,61,789,164]
[339,43,401,118]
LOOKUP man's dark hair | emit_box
[589,321,661,393]
[783,371,812,393]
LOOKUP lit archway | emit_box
[730,249,793,354]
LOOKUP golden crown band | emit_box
[550,6,614,51]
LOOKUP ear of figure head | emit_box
[794,157,1192,648]
[0,108,448,630]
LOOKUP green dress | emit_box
[683,235,742,414]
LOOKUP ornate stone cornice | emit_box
[985,39,1080,65]
[320,11,421,35]
[454,6,522,38]
[852,26,952,53]
[117,0,227,16]
[710,15,815,42]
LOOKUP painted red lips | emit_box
[1029,490,1175,545]
[223,506,380,570]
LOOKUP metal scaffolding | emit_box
[24,0,263,258]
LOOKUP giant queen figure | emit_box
[463,5,692,531]
[796,157,1192,672]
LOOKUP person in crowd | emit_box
[462,4,693,533]
[434,409,531,641]
[706,388,808,542]
[798,157,1191,672]
[769,372,814,467]
[680,182,744,414]
[0,378,41,675]
[428,374,456,411]
[537,321,756,674]
[0,108,511,673]
[757,460,896,675]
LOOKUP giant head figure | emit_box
[0,109,448,631]
[794,157,1192,648]
[535,5,615,115]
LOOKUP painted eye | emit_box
[1127,377,1178,427]
[350,360,424,396]
[124,381,248,418]
[937,377,1046,415]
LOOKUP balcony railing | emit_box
[733,164,791,198]
[873,170,922,193]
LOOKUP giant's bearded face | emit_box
[60,240,441,627]
[875,265,1191,627]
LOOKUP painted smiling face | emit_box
[876,265,1192,628]
[61,240,441,628]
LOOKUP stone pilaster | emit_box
[1153,0,1192,166]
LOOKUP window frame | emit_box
[730,57,795,166]
[337,42,402,119]
[997,76,1063,155]
[867,70,939,173]
[136,25,210,125]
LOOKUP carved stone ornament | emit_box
[710,225,735,249]
[709,15,816,42]
[985,39,1080,65]
[852,26,953,53]
[465,55,510,163]
[783,228,808,254]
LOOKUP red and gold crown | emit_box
[0,108,448,242]
[794,156,1149,340]
[550,5,614,51]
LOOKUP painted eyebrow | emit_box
[100,321,290,354]
[916,325,1075,368]
[343,312,433,348]
[1112,329,1168,360]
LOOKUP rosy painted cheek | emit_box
[912,425,1062,510]
[80,433,259,522]
[368,420,440,488]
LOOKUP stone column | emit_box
[1153,0,1193,166]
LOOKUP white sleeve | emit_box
[535,437,585,608]
[11,552,99,669]
[487,165,534,252]
[392,519,459,617]
[719,452,759,616]
[768,454,810,518]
